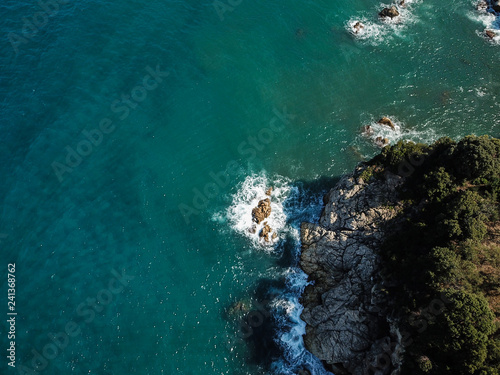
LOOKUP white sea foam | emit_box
[475,87,488,97]
[467,1,500,44]
[468,2,497,26]
[223,174,335,373]
[271,291,332,375]
[270,187,332,374]
[347,18,385,41]
[346,0,421,44]
[225,173,292,249]
[360,116,438,147]
[476,28,500,44]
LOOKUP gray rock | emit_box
[353,21,365,34]
[300,167,405,375]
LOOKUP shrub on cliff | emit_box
[373,135,500,375]
[437,190,488,243]
[427,247,472,289]
[422,167,456,202]
[450,135,500,183]
[376,140,430,173]
[416,290,496,374]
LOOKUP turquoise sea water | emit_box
[1,0,499,374]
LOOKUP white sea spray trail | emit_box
[224,172,331,374]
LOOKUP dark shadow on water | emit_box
[275,174,343,269]
[274,232,298,269]
[247,174,344,372]
[225,174,346,373]
[243,278,284,369]
[294,175,342,197]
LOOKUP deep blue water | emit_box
[0,0,499,374]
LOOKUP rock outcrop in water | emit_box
[476,0,500,40]
[375,136,390,147]
[379,6,400,18]
[378,117,396,130]
[300,167,405,375]
[352,21,365,34]
[259,222,272,241]
[250,190,279,244]
[477,0,488,10]
[362,125,374,136]
[252,198,272,224]
[485,29,497,39]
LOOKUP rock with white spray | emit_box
[252,198,272,224]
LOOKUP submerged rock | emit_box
[300,168,405,375]
[441,90,451,105]
[379,6,400,18]
[227,299,251,317]
[378,116,396,130]
[265,187,273,196]
[252,198,272,224]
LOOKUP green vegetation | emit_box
[359,164,384,183]
[368,135,500,374]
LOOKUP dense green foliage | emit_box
[369,135,500,374]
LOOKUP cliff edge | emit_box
[300,167,404,375]
[300,135,500,375]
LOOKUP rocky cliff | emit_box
[300,166,405,375]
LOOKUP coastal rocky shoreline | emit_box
[299,165,407,375]
[299,135,500,375]
[234,136,500,374]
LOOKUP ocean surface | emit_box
[0,0,499,374]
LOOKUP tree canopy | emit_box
[364,135,500,374]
